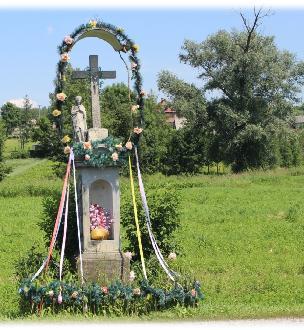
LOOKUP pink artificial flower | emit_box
[85,154,90,161]
[83,141,92,149]
[133,127,143,135]
[124,251,132,260]
[131,62,138,70]
[191,289,197,298]
[125,141,133,150]
[115,143,123,151]
[60,53,70,62]
[112,152,119,161]
[56,92,67,101]
[58,293,63,304]
[129,270,136,282]
[102,286,109,294]
[64,35,74,45]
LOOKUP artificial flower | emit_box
[115,143,123,151]
[61,135,71,143]
[131,105,139,113]
[168,252,177,260]
[85,154,91,161]
[124,251,132,260]
[52,109,61,117]
[112,152,119,161]
[56,92,67,101]
[140,90,146,96]
[133,288,141,296]
[129,270,136,282]
[88,20,97,28]
[132,44,140,52]
[131,62,138,70]
[64,146,71,154]
[60,53,70,62]
[58,293,63,304]
[71,291,78,299]
[83,141,92,149]
[125,141,133,150]
[133,127,143,135]
[102,286,109,294]
[191,289,197,298]
[52,123,57,130]
[64,35,74,45]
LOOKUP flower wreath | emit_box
[52,19,145,152]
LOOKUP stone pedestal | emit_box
[88,128,108,141]
[76,165,130,283]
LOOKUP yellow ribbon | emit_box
[128,155,147,280]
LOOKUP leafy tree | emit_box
[0,102,21,136]
[19,95,33,150]
[159,9,304,173]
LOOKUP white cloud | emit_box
[7,98,39,108]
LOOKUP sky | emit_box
[1,7,304,107]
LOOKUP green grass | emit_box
[3,138,32,159]
[0,145,304,320]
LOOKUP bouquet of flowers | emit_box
[89,203,113,232]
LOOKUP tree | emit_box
[157,71,210,174]
[19,95,33,150]
[0,102,21,136]
[160,9,304,172]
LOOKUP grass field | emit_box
[0,140,304,320]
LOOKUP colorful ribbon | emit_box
[134,146,177,281]
[129,155,147,280]
[59,182,69,281]
[71,150,84,284]
[45,152,72,272]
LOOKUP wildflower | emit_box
[168,252,177,260]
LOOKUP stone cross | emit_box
[72,55,116,128]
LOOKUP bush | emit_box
[121,183,181,261]
[10,150,30,159]
[0,163,12,181]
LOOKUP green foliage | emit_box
[19,95,33,150]
[159,11,304,173]
[0,122,11,181]
[0,102,21,136]
[10,149,30,159]
[121,182,181,261]
[40,189,78,270]
[73,136,129,168]
[19,277,203,316]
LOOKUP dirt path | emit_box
[6,158,47,177]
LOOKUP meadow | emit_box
[0,139,304,320]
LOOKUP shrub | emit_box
[121,183,181,261]
[10,150,30,159]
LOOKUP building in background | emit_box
[159,98,186,130]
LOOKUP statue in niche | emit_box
[71,95,87,142]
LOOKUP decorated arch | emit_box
[52,19,145,146]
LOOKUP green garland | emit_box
[19,278,204,315]
[72,136,130,168]
[52,19,145,147]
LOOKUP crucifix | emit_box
[72,55,116,128]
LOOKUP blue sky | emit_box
[1,8,304,107]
